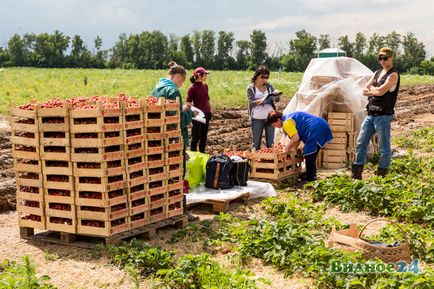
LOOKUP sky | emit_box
[1,0,433,57]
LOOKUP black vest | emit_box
[367,68,400,116]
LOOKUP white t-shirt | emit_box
[252,88,273,120]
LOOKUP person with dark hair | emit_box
[352,47,400,180]
[186,67,212,153]
[151,61,198,221]
[246,65,281,150]
[266,110,333,182]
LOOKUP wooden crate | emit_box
[348,132,356,150]
[164,98,180,113]
[145,139,165,154]
[125,142,145,159]
[42,160,73,175]
[123,106,144,130]
[145,125,164,140]
[326,132,347,150]
[147,153,165,168]
[77,203,129,221]
[44,174,74,191]
[167,201,183,218]
[310,75,340,90]
[14,158,42,174]
[129,211,151,229]
[165,136,183,151]
[328,112,354,132]
[322,149,348,169]
[73,160,125,177]
[46,216,77,233]
[77,217,130,237]
[126,155,146,173]
[250,150,303,181]
[38,105,70,132]
[167,163,183,178]
[148,179,167,196]
[372,134,379,154]
[165,113,180,125]
[18,213,46,230]
[45,188,75,204]
[17,199,44,216]
[45,203,76,219]
[16,172,43,188]
[75,189,128,207]
[148,167,167,182]
[72,145,124,162]
[165,150,183,166]
[165,123,181,138]
[127,169,147,187]
[41,146,71,161]
[167,176,183,192]
[75,174,126,192]
[123,127,145,145]
[149,205,167,223]
[12,144,40,161]
[144,97,164,112]
[129,195,150,216]
[70,105,122,133]
[71,131,123,147]
[17,185,44,202]
[40,131,70,147]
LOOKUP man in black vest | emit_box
[352,47,400,179]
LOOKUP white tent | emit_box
[283,57,373,132]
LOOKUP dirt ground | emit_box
[0,84,433,288]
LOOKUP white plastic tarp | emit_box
[185,180,276,206]
[283,57,373,129]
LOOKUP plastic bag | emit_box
[185,151,210,188]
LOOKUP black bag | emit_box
[205,154,234,189]
[231,158,250,186]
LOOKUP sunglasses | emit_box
[260,75,269,79]
[378,56,389,61]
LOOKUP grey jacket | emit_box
[246,82,277,120]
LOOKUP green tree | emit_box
[93,35,107,68]
[215,31,235,70]
[384,31,401,52]
[180,34,194,68]
[192,31,201,66]
[249,30,267,69]
[236,40,250,70]
[318,34,330,50]
[282,29,316,71]
[0,46,10,66]
[368,32,385,53]
[199,30,215,68]
[69,35,92,68]
[109,33,129,68]
[400,32,426,72]
[337,35,353,57]
[7,34,25,66]
[353,32,367,59]
[167,34,187,67]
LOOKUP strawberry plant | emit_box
[0,256,56,289]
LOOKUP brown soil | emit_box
[0,84,432,288]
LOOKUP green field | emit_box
[0,67,433,115]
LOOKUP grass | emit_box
[0,67,433,115]
[394,126,434,152]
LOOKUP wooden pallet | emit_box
[19,214,188,248]
[188,192,250,213]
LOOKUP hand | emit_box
[255,98,265,105]
[182,103,191,112]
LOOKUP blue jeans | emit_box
[251,118,275,150]
[354,115,393,169]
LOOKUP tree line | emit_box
[0,29,433,74]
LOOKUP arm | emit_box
[368,73,399,96]
[362,74,375,96]
[186,86,194,107]
[246,85,264,107]
[285,133,300,152]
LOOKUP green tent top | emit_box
[318,48,347,58]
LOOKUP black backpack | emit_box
[205,154,234,189]
[231,158,250,186]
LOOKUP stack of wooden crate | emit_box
[321,112,356,169]
[11,96,184,238]
[250,149,304,182]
